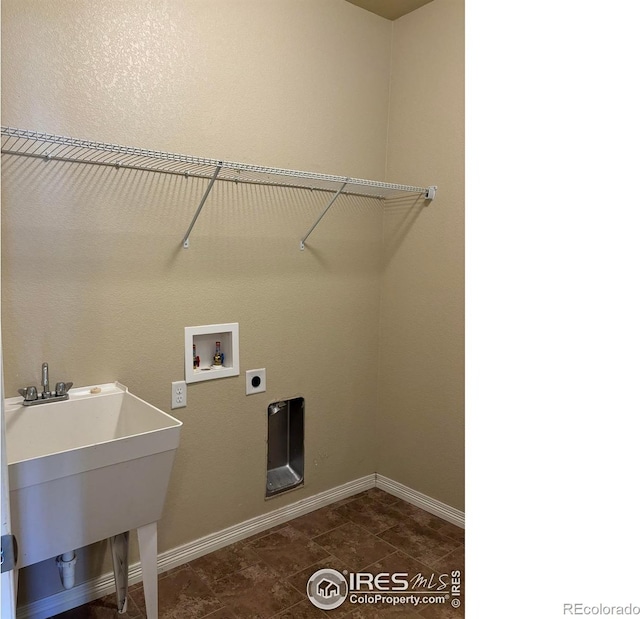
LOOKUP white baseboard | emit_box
[17,473,465,619]
[375,473,465,529]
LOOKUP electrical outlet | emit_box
[246,368,266,395]
[171,380,187,409]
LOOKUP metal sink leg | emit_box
[109,532,129,614]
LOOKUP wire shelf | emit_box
[1,126,427,200]
[1,126,435,249]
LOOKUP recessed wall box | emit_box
[185,323,239,383]
[266,397,304,498]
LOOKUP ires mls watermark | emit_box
[564,603,640,615]
[307,567,463,611]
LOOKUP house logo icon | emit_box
[317,578,339,598]
[307,568,348,610]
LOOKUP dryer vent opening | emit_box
[266,397,304,497]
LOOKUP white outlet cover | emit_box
[246,369,266,395]
[172,380,187,409]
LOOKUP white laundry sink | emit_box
[4,382,182,569]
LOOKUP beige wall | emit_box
[1,0,464,605]
[1,0,391,178]
[379,0,465,510]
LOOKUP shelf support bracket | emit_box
[181,164,222,248]
[299,181,348,251]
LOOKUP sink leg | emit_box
[109,532,129,614]
[137,522,158,619]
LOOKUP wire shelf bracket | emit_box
[1,126,437,250]
[181,165,222,249]
[299,181,348,251]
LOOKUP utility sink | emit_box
[4,382,182,569]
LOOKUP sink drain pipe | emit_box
[56,551,77,589]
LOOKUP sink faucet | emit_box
[18,362,73,406]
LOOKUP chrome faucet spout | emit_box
[42,362,51,398]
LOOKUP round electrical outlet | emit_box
[246,369,266,395]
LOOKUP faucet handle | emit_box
[19,386,39,401]
[55,382,73,397]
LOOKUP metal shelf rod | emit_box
[0,147,385,199]
[0,148,210,180]
[181,165,222,249]
[299,181,348,251]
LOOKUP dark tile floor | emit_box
[51,488,464,618]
